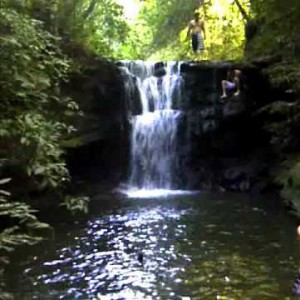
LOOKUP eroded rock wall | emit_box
[66,60,276,192]
[178,62,273,192]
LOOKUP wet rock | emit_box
[65,60,272,191]
[153,67,166,77]
[199,107,216,119]
[137,252,144,264]
[222,99,246,117]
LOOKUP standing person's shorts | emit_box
[191,33,204,52]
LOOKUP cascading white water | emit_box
[121,61,194,198]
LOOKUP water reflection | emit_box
[12,194,299,299]
[25,207,190,299]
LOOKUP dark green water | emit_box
[4,192,300,299]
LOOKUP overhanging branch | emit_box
[82,0,97,20]
[233,0,249,21]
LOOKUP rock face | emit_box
[177,61,273,192]
[66,59,275,192]
[64,59,130,184]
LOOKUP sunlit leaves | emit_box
[0,5,73,191]
[201,0,248,60]
[55,0,129,57]
[120,0,249,60]
[61,195,90,214]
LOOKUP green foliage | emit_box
[247,1,300,211]
[0,226,41,255]
[0,177,44,297]
[0,0,128,254]
[135,0,198,59]
[118,18,153,60]
[247,0,300,214]
[119,0,249,60]
[200,0,248,60]
[265,62,300,93]
[0,179,47,253]
[0,5,74,190]
[257,101,300,151]
[61,195,90,214]
[0,1,92,278]
[248,0,300,60]
[0,1,135,290]
[54,0,129,57]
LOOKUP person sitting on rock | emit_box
[221,69,241,99]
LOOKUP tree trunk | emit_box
[233,0,249,21]
[83,0,97,20]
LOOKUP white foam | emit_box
[121,188,198,199]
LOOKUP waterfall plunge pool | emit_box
[4,192,299,299]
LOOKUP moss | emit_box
[61,136,84,148]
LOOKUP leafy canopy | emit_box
[118,0,249,60]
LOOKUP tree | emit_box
[120,0,250,60]
[247,0,300,211]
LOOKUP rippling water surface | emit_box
[5,192,299,299]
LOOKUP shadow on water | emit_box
[4,192,300,299]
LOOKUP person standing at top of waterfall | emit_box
[186,12,205,56]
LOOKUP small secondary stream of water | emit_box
[4,192,298,299]
[121,61,190,198]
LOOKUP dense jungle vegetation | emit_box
[1,0,300,294]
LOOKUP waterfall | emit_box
[120,61,193,198]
